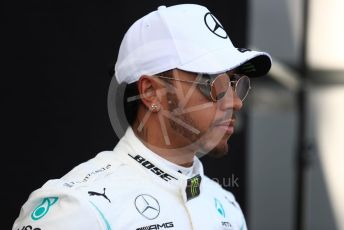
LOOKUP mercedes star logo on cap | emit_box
[204,12,228,39]
[134,194,160,220]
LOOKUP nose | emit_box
[219,87,243,112]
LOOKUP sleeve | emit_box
[12,188,107,230]
[233,199,247,230]
[237,206,248,230]
[223,190,248,230]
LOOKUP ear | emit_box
[137,75,162,112]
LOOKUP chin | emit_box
[208,141,229,158]
[198,138,229,158]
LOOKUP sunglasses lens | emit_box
[199,73,250,102]
[210,74,229,101]
[235,75,250,101]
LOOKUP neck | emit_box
[132,117,196,167]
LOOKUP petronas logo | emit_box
[31,197,58,220]
[186,175,202,201]
[215,198,225,217]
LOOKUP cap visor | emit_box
[178,47,272,78]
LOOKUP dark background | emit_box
[3,0,248,228]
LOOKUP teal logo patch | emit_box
[215,198,225,217]
[31,197,58,220]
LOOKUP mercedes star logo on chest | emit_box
[135,194,160,220]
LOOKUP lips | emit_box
[215,120,235,135]
[217,119,235,126]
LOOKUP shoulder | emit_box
[36,150,151,203]
[59,150,124,188]
[202,175,240,209]
[202,175,248,230]
[12,150,145,230]
[57,150,151,190]
[201,175,232,194]
[12,185,105,230]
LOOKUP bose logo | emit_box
[128,154,177,181]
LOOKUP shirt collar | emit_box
[114,127,205,200]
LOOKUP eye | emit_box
[204,79,211,85]
[232,74,242,80]
[216,92,226,100]
[199,74,212,85]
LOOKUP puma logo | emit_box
[88,188,111,203]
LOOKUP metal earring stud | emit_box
[151,104,158,111]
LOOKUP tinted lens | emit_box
[235,75,250,101]
[210,74,229,101]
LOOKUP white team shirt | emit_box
[13,127,247,230]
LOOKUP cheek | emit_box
[179,84,217,129]
[186,99,217,130]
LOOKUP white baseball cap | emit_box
[115,4,272,84]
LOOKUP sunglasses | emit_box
[157,73,251,102]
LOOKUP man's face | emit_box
[155,69,243,158]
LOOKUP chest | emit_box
[91,186,245,230]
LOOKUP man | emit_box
[13,4,271,230]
